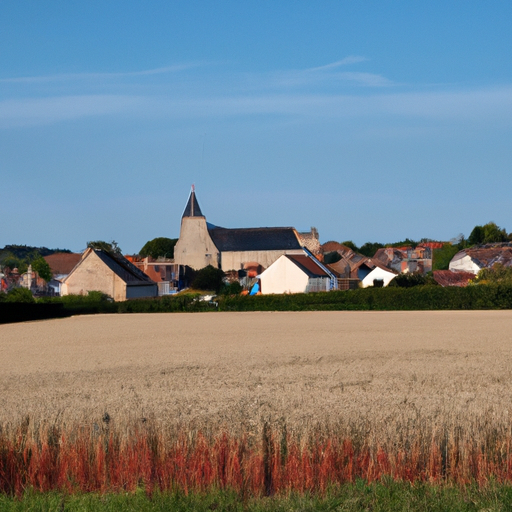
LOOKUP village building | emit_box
[61,248,157,301]
[327,255,397,288]
[373,245,434,275]
[19,265,47,294]
[173,188,314,271]
[449,243,512,273]
[320,242,396,289]
[125,255,182,295]
[257,250,336,294]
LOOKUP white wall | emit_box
[361,267,396,288]
[449,253,482,273]
[259,255,309,294]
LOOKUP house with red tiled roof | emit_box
[257,249,336,294]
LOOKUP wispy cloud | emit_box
[3,86,512,128]
[2,52,512,129]
[307,56,368,72]
[0,63,204,84]
[0,95,144,127]
[259,57,391,89]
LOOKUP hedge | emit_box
[216,284,512,312]
[2,284,512,324]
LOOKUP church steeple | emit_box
[182,185,204,218]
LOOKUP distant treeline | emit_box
[2,284,512,324]
[0,244,71,275]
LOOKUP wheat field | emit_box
[1,310,511,435]
[2,310,512,492]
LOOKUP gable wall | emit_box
[61,252,128,301]
[259,255,309,294]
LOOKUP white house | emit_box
[257,250,335,294]
[449,245,512,273]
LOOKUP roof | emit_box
[286,254,330,278]
[65,249,155,285]
[321,241,354,254]
[182,189,203,218]
[327,257,353,277]
[434,270,475,287]
[463,244,512,268]
[93,250,155,284]
[44,253,82,275]
[418,242,445,250]
[373,247,403,264]
[208,226,302,252]
[327,255,393,278]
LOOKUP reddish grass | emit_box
[2,422,512,497]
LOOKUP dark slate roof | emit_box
[182,190,203,218]
[94,250,155,284]
[208,227,301,252]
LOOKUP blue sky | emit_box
[2,1,512,253]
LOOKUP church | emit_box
[174,188,319,271]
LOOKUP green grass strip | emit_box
[2,482,512,512]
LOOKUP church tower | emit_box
[173,187,220,270]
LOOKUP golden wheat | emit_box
[0,311,511,446]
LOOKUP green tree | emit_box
[31,256,52,282]
[1,255,27,274]
[139,237,178,259]
[191,265,225,293]
[323,251,342,264]
[390,272,437,288]
[432,243,460,271]
[474,263,512,284]
[87,240,122,255]
[5,287,35,303]
[468,222,507,246]
[220,281,243,295]
[359,242,384,258]
[341,241,359,252]
[388,238,418,248]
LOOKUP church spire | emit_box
[182,185,204,218]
